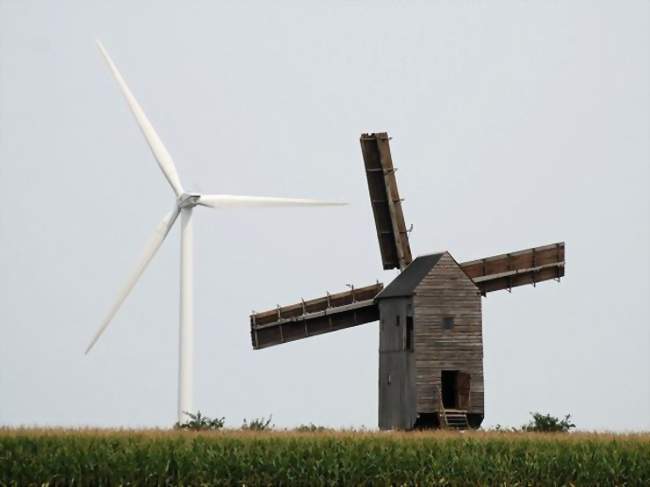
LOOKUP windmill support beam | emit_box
[473,262,565,295]
[461,242,565,295]
[250,283,383,349]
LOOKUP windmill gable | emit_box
[412,252,484,422]
[375,253,444,299]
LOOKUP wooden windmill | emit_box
[249,132,565,430]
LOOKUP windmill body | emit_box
[86,42,345,424]
[250,132,565,430]
[375,252,484,429]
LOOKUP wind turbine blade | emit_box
[96,40,184,197]
[197,194,347,208]
[85,208,180,354]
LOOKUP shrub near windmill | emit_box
[250,133,565,430]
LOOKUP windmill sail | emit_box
[461,242,565,295]
[250,283,384,349]
[360,133,412,271]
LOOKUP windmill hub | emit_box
[177,193,201,209]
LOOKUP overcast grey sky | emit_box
[1,1,648,431]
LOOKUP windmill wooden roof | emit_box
[375,253,445,299]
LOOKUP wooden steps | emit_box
[439,409,470,430]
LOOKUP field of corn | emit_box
[1,428,649,485]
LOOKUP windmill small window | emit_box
[443,316,455,330]
[406,316,414,351]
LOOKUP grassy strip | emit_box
[1,429,649,485]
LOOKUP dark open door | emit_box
[456,372,471,410]
[441,371,458,408]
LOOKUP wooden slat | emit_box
[473,265,565,295]
[360,133,412,270]
[251,283,383,326]
[460,242,565,295]
[250,283,383,349]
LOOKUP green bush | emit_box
[241,415,273,431]
[522,412,576,433]
[295,423,329,433]
[174,411,225,431]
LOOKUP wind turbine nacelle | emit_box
[177,193,201,208]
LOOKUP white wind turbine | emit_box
[86,41,345,424]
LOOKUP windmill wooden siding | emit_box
[378,297,417,430]
[413,253,484,419]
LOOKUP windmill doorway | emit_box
[441,370,471,409]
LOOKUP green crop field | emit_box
[1,428,649,486]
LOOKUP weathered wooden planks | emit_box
[360,133,413,271]
[377,298,417,430]
[413,253,484,416]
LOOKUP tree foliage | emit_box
[295,423,329,433]
[522,412,576,433]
